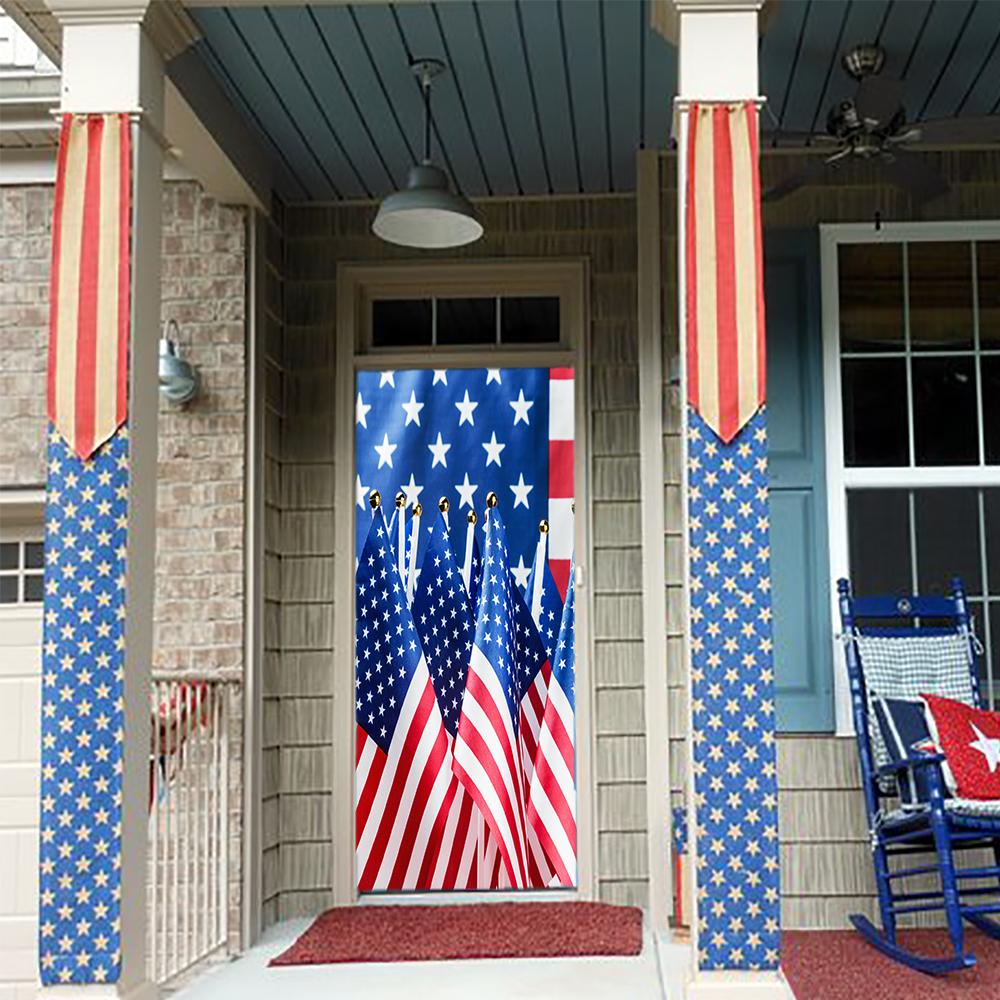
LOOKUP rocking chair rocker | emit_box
[838,576,1000,974]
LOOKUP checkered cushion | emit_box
[856,634,975,773]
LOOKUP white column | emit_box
[674,2,792,998]
[40,3,163,998]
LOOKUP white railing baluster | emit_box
[147,673,238,985]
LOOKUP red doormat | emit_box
[270,901,643,966]
[783,929,1000,1000]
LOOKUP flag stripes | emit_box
[48,114,131,459]
[685,102,765,444]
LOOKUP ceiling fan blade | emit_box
[879,151,950,203]
[906,115,1000,145]
[854,75,903,125]
[763,158,833,202]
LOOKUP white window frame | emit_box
[333,258,594,905]
[0,490,45,618]
[821,221,1000,734]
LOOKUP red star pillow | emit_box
[922,694,1000,800]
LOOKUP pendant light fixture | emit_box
[372,58,483,249]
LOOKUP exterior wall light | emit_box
[372,59,483,249]
[158,320,199,404]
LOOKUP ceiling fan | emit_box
[764,42,1000,203]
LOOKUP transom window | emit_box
[369,295,560,348]
[825,227,1000,719]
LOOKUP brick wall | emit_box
[0,180,248,952]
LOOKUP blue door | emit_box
[765,231,834,732]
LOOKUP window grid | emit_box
[840,241,1000,470]
[0,538,44,606]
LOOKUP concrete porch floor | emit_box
[170,917,689,1000]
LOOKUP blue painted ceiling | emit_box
[185,1,1000,203]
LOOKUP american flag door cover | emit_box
[354,367,577,891]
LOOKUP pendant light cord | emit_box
[421,69,432,165]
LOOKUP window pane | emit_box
[0,576,16,603]
[372,299,432,347]
[978,241,1000,346]
[0,543,17,570]
[501,296,560,344]
[435,298,496,346]
[847,489,912,594]
[914,488,982,596]
[985,489,1000,586]
[841,358,908,466]
[838,243,904,352]
[912,356,978,465]
[908,241,973,351]
[983,356,1000,464]
[23,574,43,603]
[23,541,43,570]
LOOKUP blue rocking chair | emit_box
[838,576,1000,974]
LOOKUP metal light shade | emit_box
[158,337,199,404]
[372,163,483,249]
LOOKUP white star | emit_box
[379,371,395,388]
[455,473,478,509]
[969,723,1000,773]
[401,390,424,426]
[400,473,423,508]
[428,432,451,469]
[512,555,531,590]
[482,432,506,467]
[433,370,448,385]
[486,369,502,385]
[509,389,534,426]
[455,390,478,427]
[356,392,372,428]
[374,433,397,469]
[509,473,533,509]
[355,474,370,509]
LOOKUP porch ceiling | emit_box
[181,0,1000,204]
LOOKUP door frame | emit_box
[333,258,595,905]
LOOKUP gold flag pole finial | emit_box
[438,496,450,513]
[467,510,477,525]
[394,491,406,509]
[369,490,381,510]
[485,491,498,521]
[414,502,423,517]
[539,518,550,535]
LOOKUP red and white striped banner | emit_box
[547,367,574,599]
[48,113,131,460]
[685,102,765,444]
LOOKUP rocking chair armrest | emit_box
[875,752,946,782]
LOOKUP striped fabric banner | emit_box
[48,113,131,460]
[685,102,765,444]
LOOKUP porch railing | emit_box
[148,670,240,984]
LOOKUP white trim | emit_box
[334,258,594,906]
[636,149,672,932]
[819,220,1000,735]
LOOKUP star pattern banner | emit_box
[687,406,781,971]
[355,367,574,596]
[38,425,130,985]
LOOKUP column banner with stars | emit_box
[39,112,133,986]
[354,366,576,892]
[683,100,781,972]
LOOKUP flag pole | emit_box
[438,495,450,532]
[476,491,498,887]
[462,510,476,595]
[407,502,422,606]
[394,491,406,588]
[531,519,548,625]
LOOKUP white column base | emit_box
[686,970,796,1000]
[38,981,158,1000]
